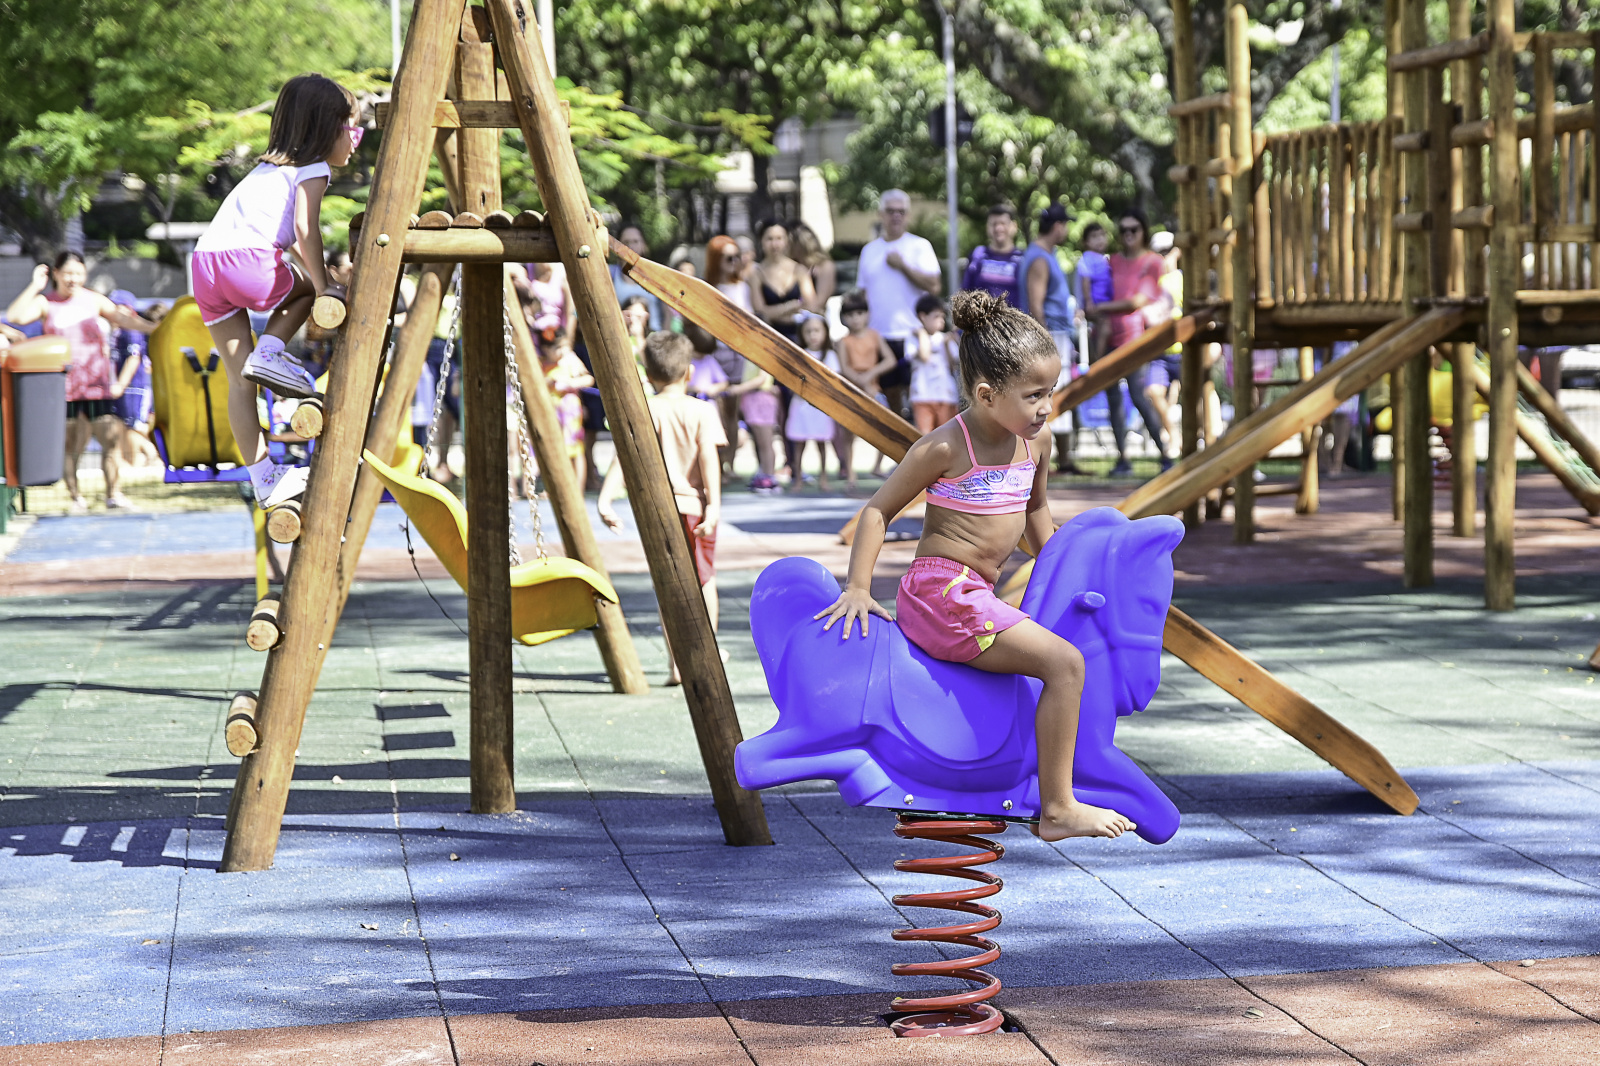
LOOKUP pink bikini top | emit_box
[924,415,1037,515]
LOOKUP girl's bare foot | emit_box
[1031,801,1135,841]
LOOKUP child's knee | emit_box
[1045,641,1085,687]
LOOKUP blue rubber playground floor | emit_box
[2,486,1599,1060]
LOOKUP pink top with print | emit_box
[924,415,1037,515]
[44,289,112,402]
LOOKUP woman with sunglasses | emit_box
[1091,209,1172,476]
[191,73,361,509]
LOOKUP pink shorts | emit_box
[192,248,295,326]
[896,556,1029,663]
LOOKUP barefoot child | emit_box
[835,289,896,493]
[815,291,1136,842]
[909,293,960,433]
[597,331,726,685]
[191,73,359,509]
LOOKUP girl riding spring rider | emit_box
[191,73,359,510]
[815,291,1138,842]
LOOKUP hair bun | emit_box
[950,290,1006,333]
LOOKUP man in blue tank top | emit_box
[1021,204,1084,474]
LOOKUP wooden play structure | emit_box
[221,0,771,872]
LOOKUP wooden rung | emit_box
[451,211,485,228]
[374,99,571,129]
[289,397,324,439]
[1201,157,1235,177]
[1451,102,1595,146]
[225,692,259,756]
[1203,226,1235,246]
[1536,223,1599,243]
[1452,205,1495,229]
[1167,164,1196,185]
[1515,288,1600,305]
[246,598,283,652]
[266,500,302,544]
[1388,31,1489,71]
[1392,131,1430,153]
[1394,212,1433,232]
[1517,30,1597,52]
[392,227,560,263]
[511,209,545,228]
[311,294,346,330]
[1451,119,1492,146]
[415,210,453,229]
[483,209,514,229]
[1166,91,1232,117]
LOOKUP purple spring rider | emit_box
[736,507,1184,845]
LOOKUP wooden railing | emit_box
[1257,119,1404,306]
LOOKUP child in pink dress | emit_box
[190,73,359,509]
[815,291,1137,843]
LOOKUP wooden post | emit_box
[1295,346,1320,514]
[504,271,649,694]
[336,263,452,600]
[1385,0,1406,523]
[1400,0,1434,588]
[1485,0,1520,610]
[462,263,516,812]
[457,11,516,814]
[1227,4,1256,544]
[220,0,466,872]
[1450,0,1481,537]
[1171,0,1204,528]
[487,0,770,846]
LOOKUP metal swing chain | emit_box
[502,309,547,566]
[420,267,464,477]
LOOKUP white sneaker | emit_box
[257,464,310,510]
[242,346,317,399]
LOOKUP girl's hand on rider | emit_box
[814,586,892,639]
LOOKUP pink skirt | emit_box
[896,556,1028,663]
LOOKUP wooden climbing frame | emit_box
[222,0,769,872]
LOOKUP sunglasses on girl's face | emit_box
[1120,225,1142,235]
[343,125,364,149]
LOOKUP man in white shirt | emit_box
[856,189,941,426]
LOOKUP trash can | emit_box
[1,335,72,487]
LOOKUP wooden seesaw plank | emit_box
[615,248,1419,816]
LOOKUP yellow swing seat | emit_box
[362,449,619,645]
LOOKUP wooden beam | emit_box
[1400,1,1435,590]
[503,271,648,694]
[1450,0,1480,540]
[458,13,515,815]
[1388,31,1490,71]
[218,0,467,874]
[1052,314,1217,419]
[1485,0,1520,611]
[1228,3,1256,545]
[1513,361,1600,482]
[374,98,569,130]
[246,598,282,652]
[1471,365,1600,514]
[1117,309,1466,522]
[1163,608,1420,815]
[488,0,770,847]
[616,246,921,457]
[1166,92,1232,117]
[225,692,259,758]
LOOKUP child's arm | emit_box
[696,421,721,537]
[4,263,49,325]
[1022,432,1056,555]
[870,335,898,382]
[111,344,142,398]
[293,178,334,296]
[815,435,951,637]
[596,456,626,532]
[914,329,933,363]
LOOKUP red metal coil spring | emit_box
[888,814,1008,1038]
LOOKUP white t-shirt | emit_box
[856,233,941,340]
[909,330,960,405]
[195,161,332,252]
